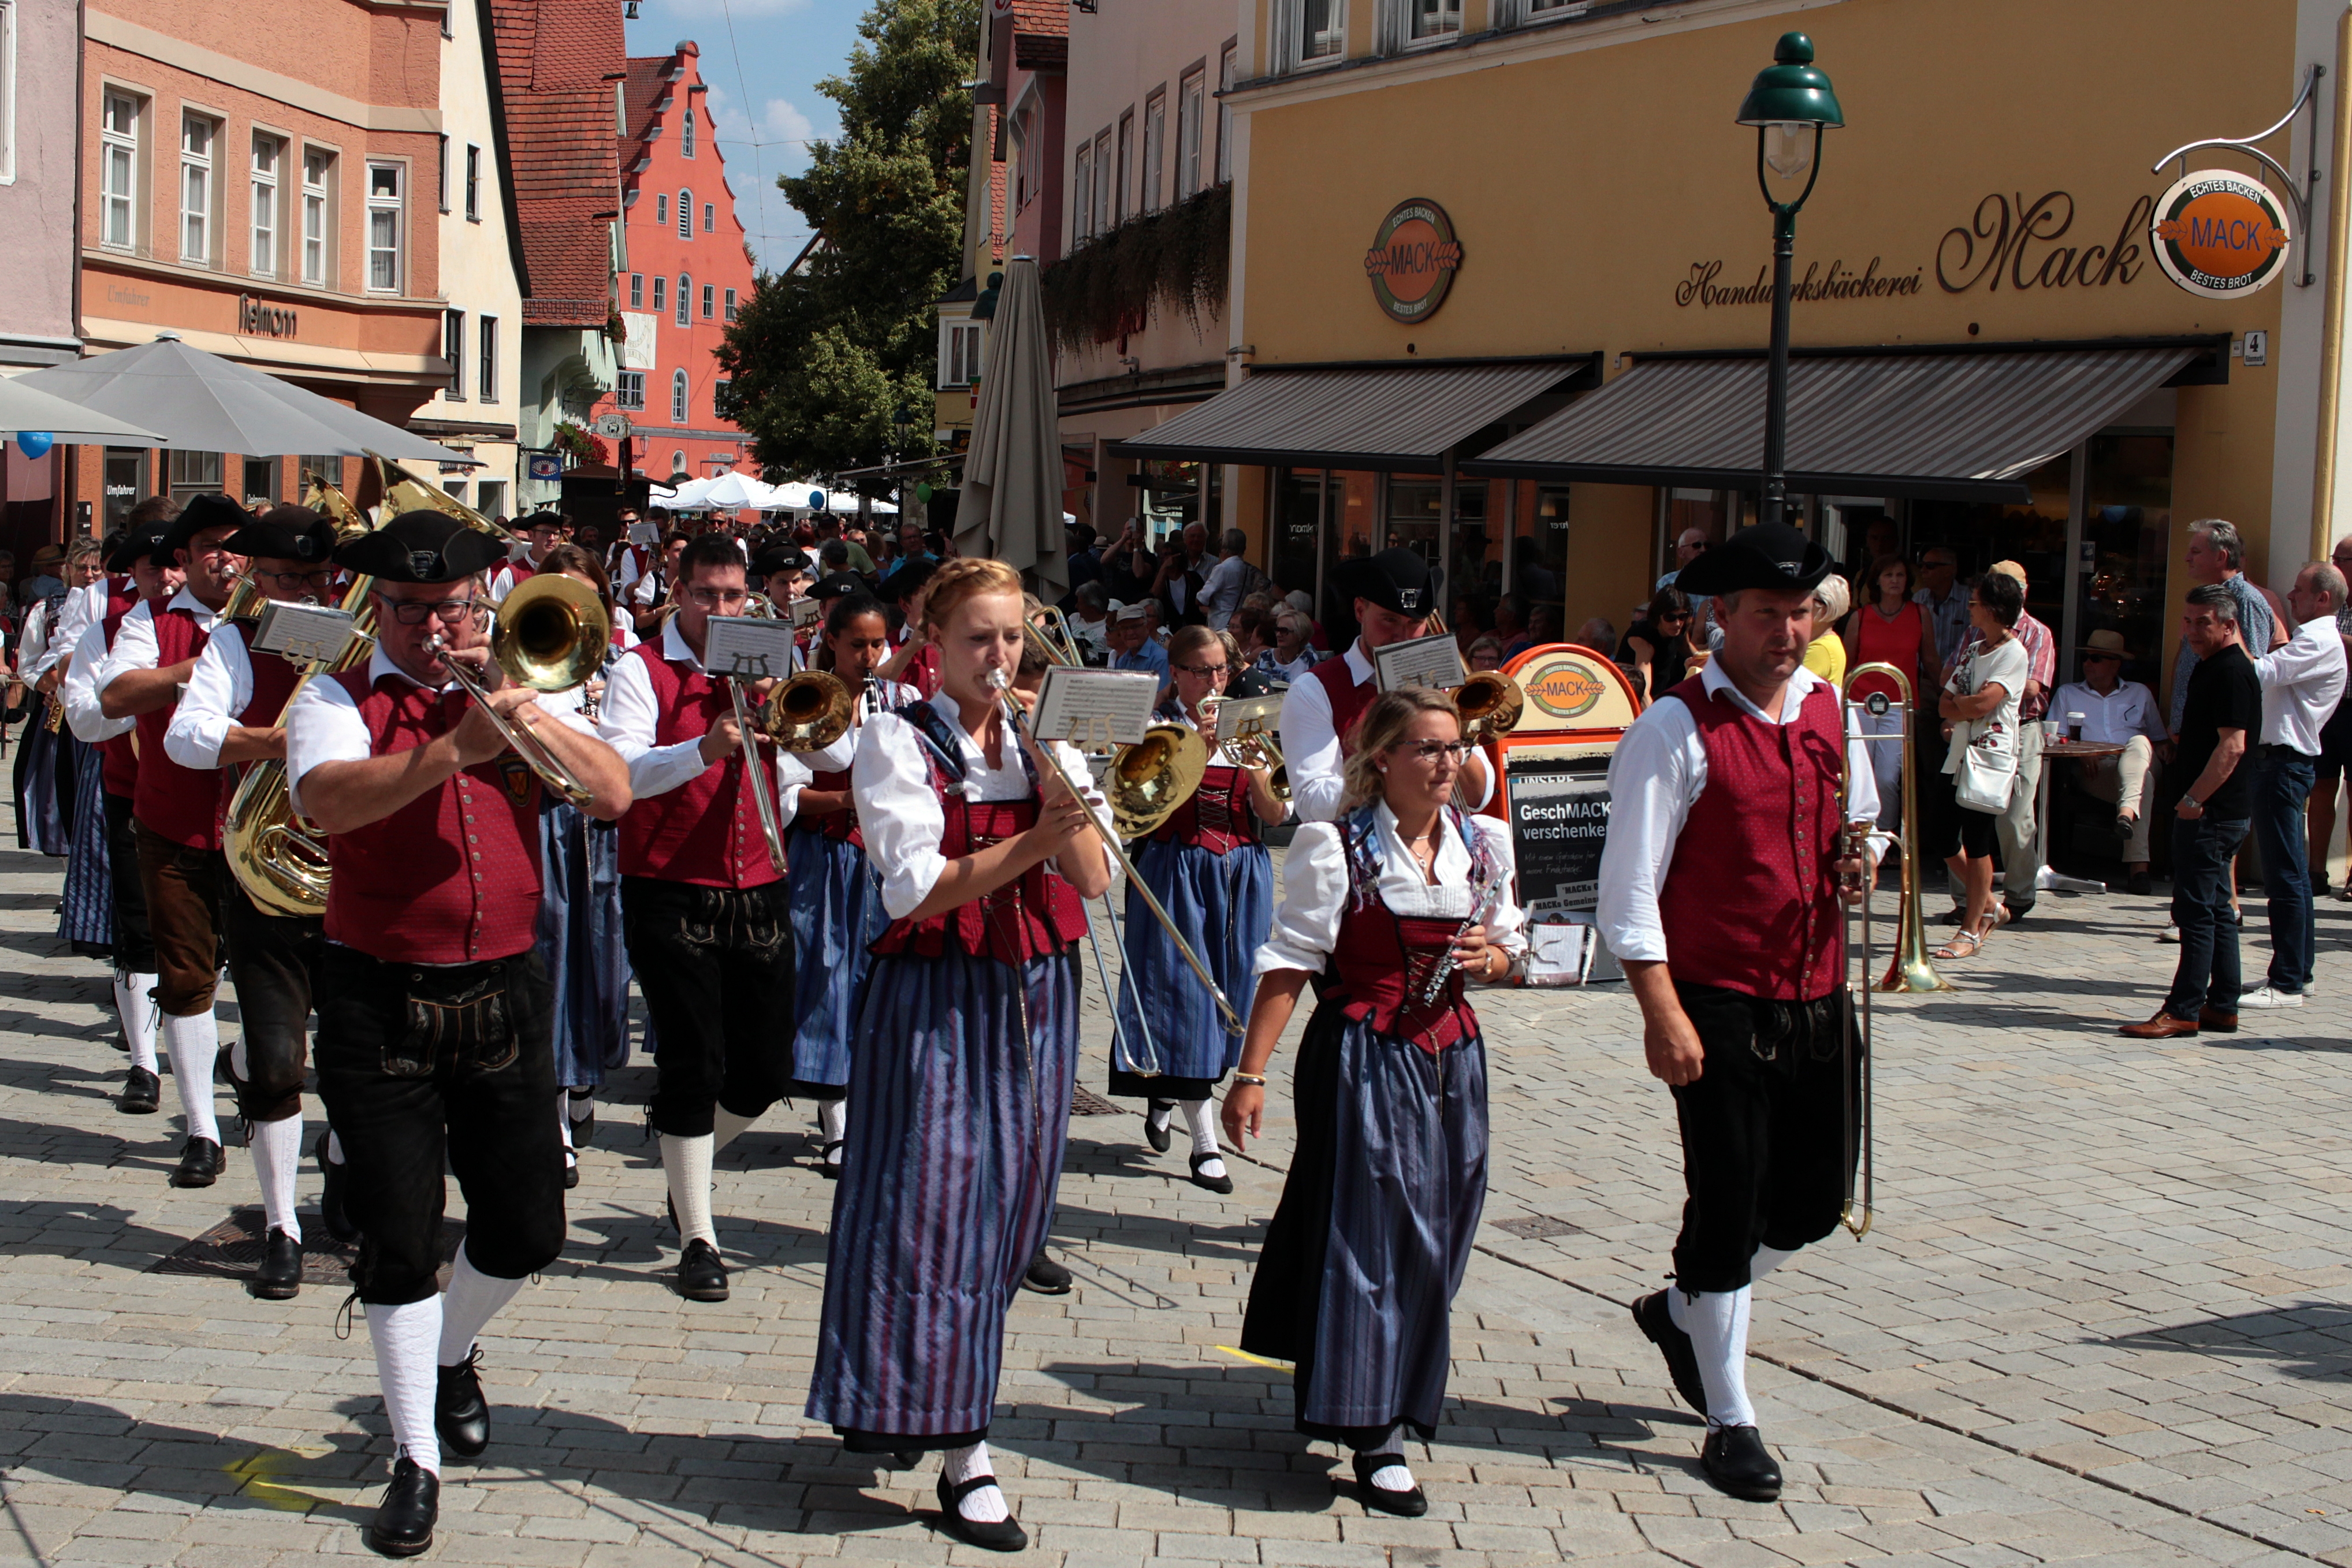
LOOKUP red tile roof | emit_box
[491,0,624,327]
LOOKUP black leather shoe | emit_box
[118,1066,159,1115]
[1144,1101,1174,1153]
[170,1137,224,1188]
[1701,1424,1782,1502]
[317,1131,357,1242]
[249,1227,302,1300]
[366,1457,438,1557]
[936,1474,1027,1552]
[1632,1290,1708,1417]
[1188,1151,1234,1195]
[1022,1249,1071,1294]
[435,1347,490,1459]
[677,1238,729,1302]
[1352,1451,1428,1517]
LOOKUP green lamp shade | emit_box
[1736,32,1844,128]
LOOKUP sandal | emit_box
[1933,928,1987,960]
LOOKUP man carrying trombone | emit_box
[1595,521,1876,1506]
[284,511,630,1558]
[597,531,811,1305]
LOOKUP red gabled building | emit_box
[595,41,758,486]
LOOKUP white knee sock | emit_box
[1358,1423,1415,1491]
[249,1113,304,1243]
[712,1107,758,1154]
[1667,1286,1755,1429]
[818,1098,847,1147]
[365,1297,443,1476]
[943,1440,1009,1522]
[160,1012,221,1145]
[1180,1100,1224,1178]
[438,1243,524,1366]
[661,1133,717,1247]
[116,973,159,1072]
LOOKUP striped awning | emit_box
[1461,345,2208,502]
[1108,356,1597,471]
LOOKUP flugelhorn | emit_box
[426,573,609,807]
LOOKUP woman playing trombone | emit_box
[1224,686,1524,1518]
[1113,623,1283,1192]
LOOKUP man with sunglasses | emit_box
[597,530,812,1306]
[94,494,254,1190]
[284,510,629,1558]
[157,506,348,1297]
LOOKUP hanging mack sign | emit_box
[1365,198,1464,323]
[2151,169,2292,299]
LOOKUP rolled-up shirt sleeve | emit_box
[1281,675,1344,824]
[1595,697,1700,965]
[855,712,947,919]
[595,650,710,800]
[283,675,371,818]
[1255,821,1348,974]
[63,621,132,743]
[164,626,255,770]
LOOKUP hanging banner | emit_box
[2150,169,2292,299]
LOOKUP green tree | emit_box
[716,0,977,478]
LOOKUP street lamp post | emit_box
[1736,32,1844,530]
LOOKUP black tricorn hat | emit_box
[1334,546,1436,619]
[1672,520,1833,597]
[154,493,254,563]
[224,505,337,564]
[334,511,509,584]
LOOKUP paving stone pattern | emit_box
[0,825,2347,1567]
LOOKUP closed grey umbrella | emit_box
[13,332,472,464]
[957,258,1066,601]
[0,378,164,446]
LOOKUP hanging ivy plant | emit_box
[1041,183,1230,356]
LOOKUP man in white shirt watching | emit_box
[2052,629,2168,895]
[2239,560,2349,1008]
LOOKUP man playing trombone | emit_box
[1594,521,1877,1506]
[595,531,812,1305]
[284,511,630,1558]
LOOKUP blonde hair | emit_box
[922,557,1022,633]
[1338,687,1461,813]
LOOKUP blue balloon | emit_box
[14,431,53,460]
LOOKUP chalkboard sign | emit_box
[1505,762,1610,910]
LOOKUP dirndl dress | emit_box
[536,798,633,1089]
[58,738,112,958]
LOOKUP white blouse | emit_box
[1256,802,1529,976]
[852,690,1115,921]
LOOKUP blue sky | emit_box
[624,0,863,273]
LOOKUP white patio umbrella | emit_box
[0,378,165,446]
[955,257,1065,598]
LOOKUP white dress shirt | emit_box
[163,621,271,769]
[595,617,811,809]
[284,645,592,817]
[1279,638,1495,824]
[2253,613,2350,754]
[1596,659,1877,966]
[1255,802,1527,977]
[2051,679,2165,747]
[851,690,1113,921]
[62,619,134,744]
[94,587,222,700]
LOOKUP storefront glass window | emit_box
[1910,453,2072,649]
[2078,431,2175,690]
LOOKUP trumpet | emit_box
[426,573,610,808]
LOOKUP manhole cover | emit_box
[1070,1087,1122,1116]
[1491,1215,1582,1241]
[151,1206,463,1288]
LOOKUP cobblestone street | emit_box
[3,832,2351,1568]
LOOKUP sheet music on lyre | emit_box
[1029,667,1160,749]
[702,616,803,681]
[1374,632,1467,694]
[249,602,359,665]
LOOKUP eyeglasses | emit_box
[683,587,751,609]
[1176,662,1230,679]
[1396,740,1474,762]
[258,567,337,591]
[377,594,482,625]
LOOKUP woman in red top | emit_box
[1841,554,1924,829]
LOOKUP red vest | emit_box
[98,592,140,799]
[131,606,222,848]
[1149,760,1260,854]
[321,669,544,963]
[215,627,308,836]
[1309,650,1377,757]
[614,643,784,889]
[1655,673,1845,1001]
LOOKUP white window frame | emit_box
[478,315,497,403]
[250,131,282,278]
[100,90,142,251]
[180,110,217,265]
[1141,90,1165,215]
[0,1,17,187]
[300,145,332,285]
[670,368,689,423]
[1175,68,1204,200]
[1071,142,1093,243]
[464,144,481,222]
[675,273,690,327]
[1217,44,1236,185]
[678,187,691,240]
[364,159,403,293]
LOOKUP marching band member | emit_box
[285,511,629,1558]
[1113,624,1282,1193]
[1279,549,1490,824]
[806,557,1112,1552]
[1594,522,1875,1504]
[65,509,181,1112]
[531,543,638,1187]
[94,494,252,1188]
[163,505,345,1297]
[597,531,809,1303]
[781,592,913,1176]
[1225,687,1524,1517]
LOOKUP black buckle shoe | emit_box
[435,1347,490,1459]
[1700,1424,1782,1502]
[318,1131,357,1242]
[250,1226,302,1301]
[118,1066,160,1115]
[936,1474,1027,1552]
[677,1238,729,1302]
[1631,1291,1707,1417]
[170,1137,224,1188]
[1351,1452,1428,1517]
[1022,1249,1071,1294]
[366,1457,439,1558]
[1144,1101,1174,1153]
[1188,1150,1234,1195]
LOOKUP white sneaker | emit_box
[2238,985,2305,1010]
